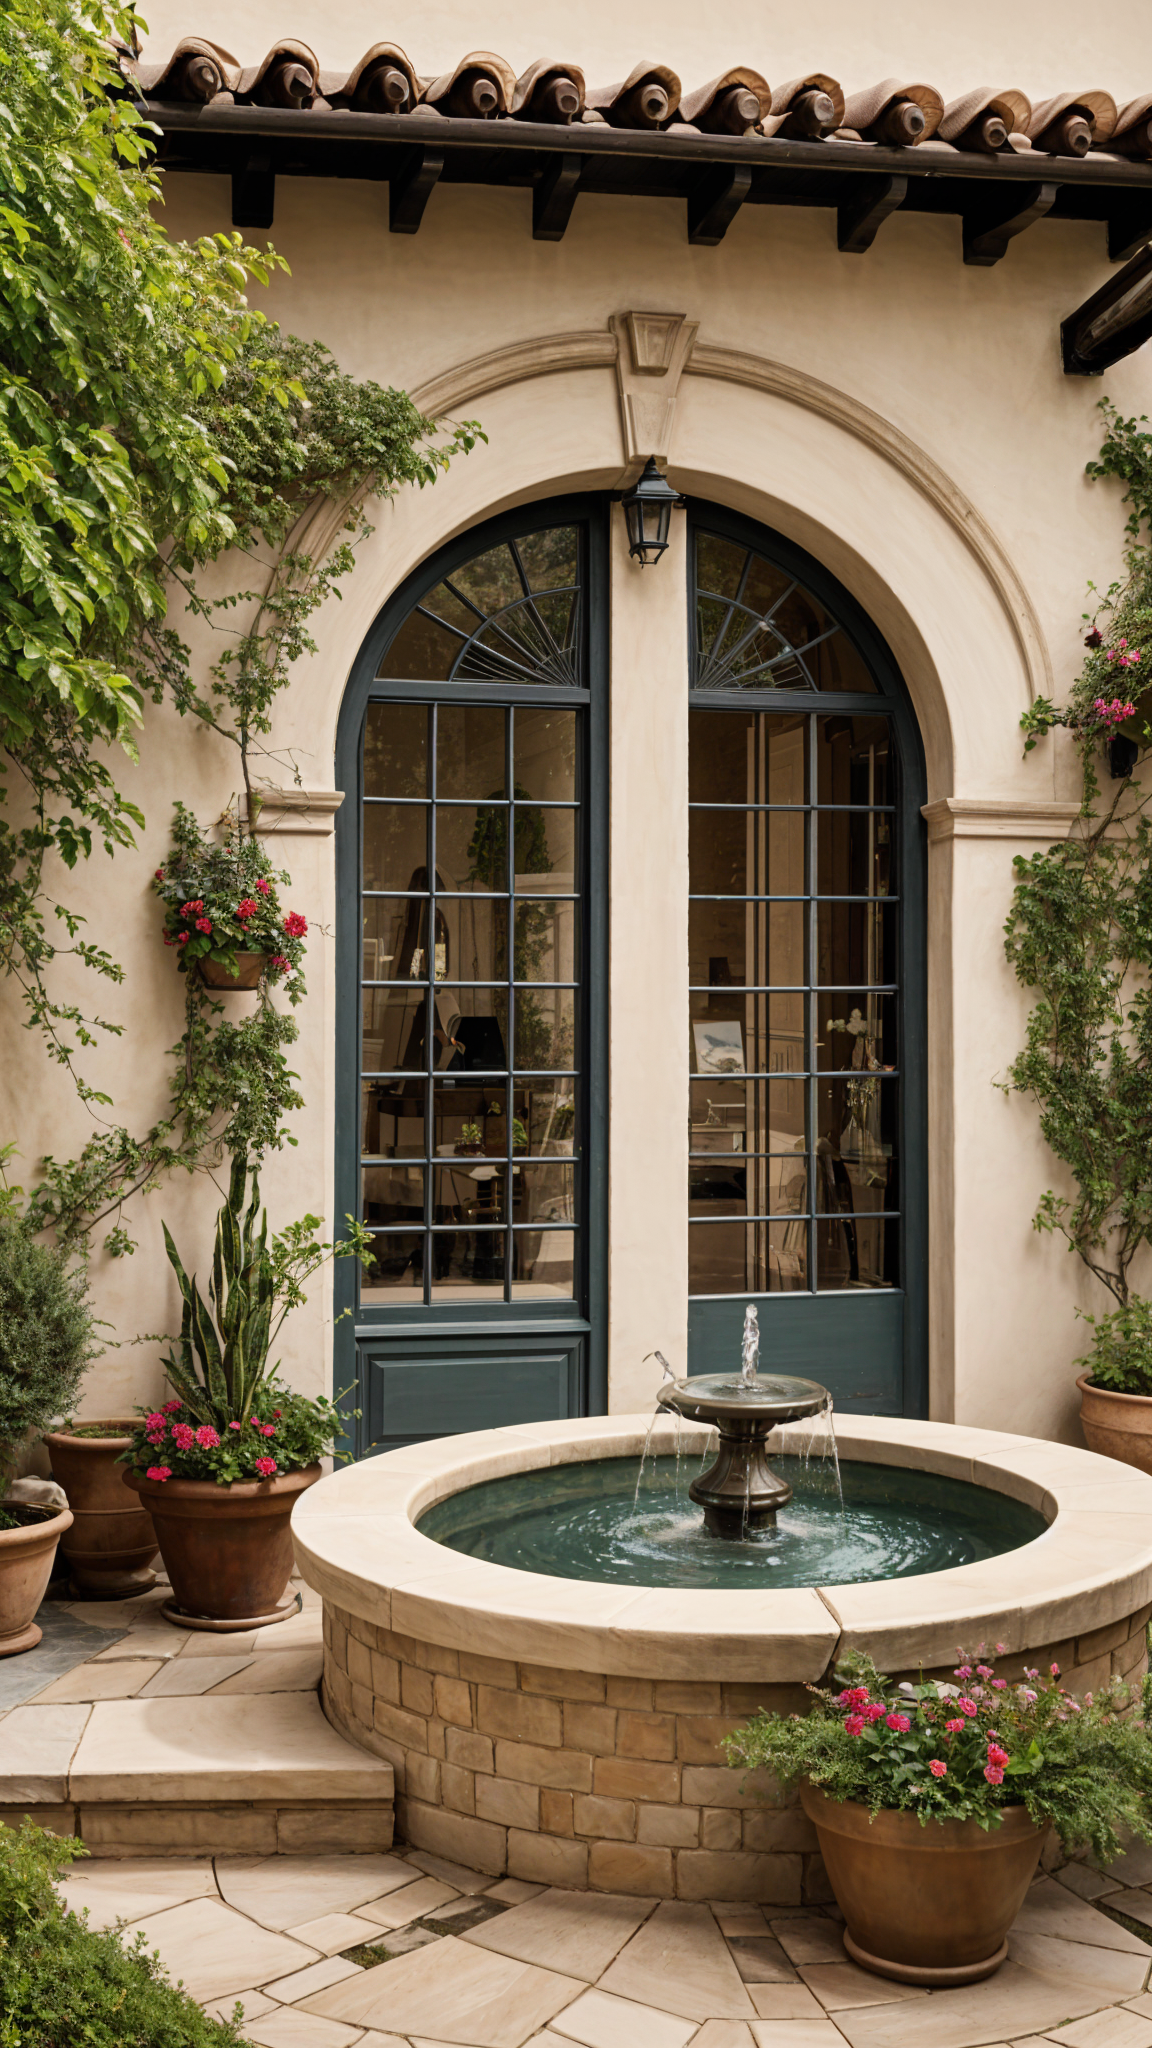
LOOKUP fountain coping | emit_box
[292,1413,1152,1682]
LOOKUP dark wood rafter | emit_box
[962,181,1058,266]
[1063,243,1152,373]
[837,174,907,253]
[145,102,1152,261]
[687,163,754,246]
[533,153,584,241]
[389,144,444,233]
[231,150,274,229]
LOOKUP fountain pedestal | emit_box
[657,1371,829,1538]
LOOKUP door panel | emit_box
[359,1331,587,1455]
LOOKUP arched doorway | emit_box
[333,498,608,1456]
[686,502,928,1414]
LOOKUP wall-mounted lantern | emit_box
[619,457,685,566]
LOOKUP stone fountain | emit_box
[656,1305,829,1535]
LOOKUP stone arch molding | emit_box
[407,316,1053,705]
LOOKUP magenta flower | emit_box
[228,1421,242,1431]
[170,1423,195,1450]
[991,1678,1007,1690]
[862,1702,887,1723]
[957,1697,978,1716]
[194,1425,221,1449]
[954,1665,973,1679]
[254,1455,278,1478]
[885,1712,911,1732]
[975,1665,993,1679]
[1050,1663,1061,1678]
[144,1411,166,1431]
[255,876,271,895]
[984,1765,1005,1785]
[162,1400,182,1413]
[987,1743,1009,1768]
[146,1465,172,1483]
[945,1718,965,1734]
[928,1759,947,1778]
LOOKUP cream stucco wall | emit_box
[5,0,1152,1445]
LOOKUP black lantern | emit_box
[619,457,685,566]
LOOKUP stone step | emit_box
[0,1691,394,1857]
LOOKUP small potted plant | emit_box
[121,1154,369,1632]
[726,1649,1152,1986]
[1076,1299,1152,1472]
[42,1418,159,1599]
[0,1222,97,1655]
[455,1122,483,1158]
[154,803,308,994]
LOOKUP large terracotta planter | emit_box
[0,1505,73,1656]
[1078,1372,1152,1474]
[124,1465,319,1630]
[43,1420,159,1598]
[198,953,267,991]
[800,1783,1049,1985]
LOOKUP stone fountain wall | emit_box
[321,1600,1150,1901]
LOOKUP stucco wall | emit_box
[5,0,1152,1443]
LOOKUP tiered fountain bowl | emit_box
[656,1367,829,1535]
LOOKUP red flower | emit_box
[984,1765,1005,1785]
[862,1702,887,1723]
[268,955,291,974]
[254,1456,278,1478]
[283,911,307,939]
[885,1712,911,1733]
[163,934,174,946]
[195,917,212,934]
[144,1411,166,1431]
[195,1425,221,1449]
[162,1400,182,1413]
[235,898,260,922]
[154,869,165,881]
[945,1719,965,1735]
[177,932,191,945]
[843,1714,866,1737]
[987,1743,1009,1768]
[956,1697,978,1716]
[180,900,203,920]
[255,877,271,895]
[171,1423,195,1450]
[1085,627,1103,649]
[928,1759,948,1778]
[228,1421,243,1431]
[146,1465,172,1482]
[258,1422,276,1437]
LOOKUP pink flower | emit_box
[177,931,190,945]
[162,1400,182,1413]
[957,1698,978,1717]
[146,1466,172,1483]
[862,1703,887,1723]
[228,1421,243,1431]
[1050,1663,1061,1678]
[976,1665,993,1679]
[171,1423,195,1450]
[268,954,291,974]
[991,1679,1007,1690]
[145,1433,164,1449]
[984,1765,1005,1785]
[258,1423,276,1437]
[885,1712,911,1732]
[954,1665,973,1679]
[254,1456,278,1478]
[928,1759,947,1778]
[987,1743,1009,1768]
[255,876,271,895]
[195,917,212,934]
[194,1425,221,1449]
[144,1411,166,1431]
[995,1642,1008,1654]
[945,1719,965,1735]
[283,911,307,939]
[838,1687,870,1708]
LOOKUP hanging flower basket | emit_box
[198,952,269,991]
[153,804,308,1000]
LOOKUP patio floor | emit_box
[4,1581,1152,2047]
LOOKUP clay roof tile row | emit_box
[127,41,1152,159]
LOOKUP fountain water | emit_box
[656,1303,829,1536]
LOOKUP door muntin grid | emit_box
[359,525,587,1311]
[689,530,905,1303]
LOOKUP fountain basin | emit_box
[294,1413,1152,1901]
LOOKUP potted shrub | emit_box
[726,1649,1152,1986]
[1076,1299,1152,1473]
[0,1222,97,1655]
[42,1420,159,1599]
[121,1154,368,1632]
[154,803,308,995]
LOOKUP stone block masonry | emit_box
[321,1601,1150,1902]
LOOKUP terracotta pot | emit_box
[123,1464,319,1629]
[1078,1373,1152,1475]
[0,1504,73,1656]
[43,1420,159,1598]
[799,1783,1049,1985]
[198,952,267,990]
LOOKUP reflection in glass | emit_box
[434,1083,507,1155]
[689,900,805,990]
[513,900,577,984]
[816,993,896,1075]
[689,990,806,1076]
[515,708,577,800]
[436,705,506,799]
[430,1228,507,1297]
[362,1231,424,1300]
[816,718,892,805]
[516,1163,575,1224]
[816,902,896,988]
[817,809,892,898]
[429,897,507,985]
[363,804,428,893]
[817,1215,897,1291]
[434,1162,507,1224]
[512,1228,575,1298]
[434,803,508,891]
[815,1077,898,1210]
[688,710,807,806]
[515,987,575,1070]
[361,1081,427,1157]
[689,1076,806,1156]
[362,1164,424,1230]
[694,534,878,695]
[513,1082,577,1154]
[364,703,427,796]
[688,1219,809,1295]
[514,808,576,892]
[378,610,464,682]
[689,810,804,897]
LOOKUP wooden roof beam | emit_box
[232,150,274,229]
[533,153,584,240]
[687,163,754,245]
[389,144,444,233]
[962,181,1057,266]
[1063,242,1152,373]
[837,173,906,253]
[1108,197,1152,262]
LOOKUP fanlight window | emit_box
[378,528,582,688]
[694,533,878,695]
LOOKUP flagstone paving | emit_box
[8,1578,1152,2046]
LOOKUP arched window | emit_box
[687,507,927,1413]
[334,502,608,1455]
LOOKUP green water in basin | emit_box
[416,1455,1048,1589]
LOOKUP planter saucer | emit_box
[160,1590,301,1633]
[844,1929,1009,1986]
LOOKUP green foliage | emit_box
[125,1380,346,1484]
[1006,404,1152,1327]
[0,1221,98,1484]
[725,1650,1152,1863]
[122,1154,371,1468]
[0,0,480,1242]
[0,1820,246,2046]
[1075,1298,1152,1395]
[155,804,307,991]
